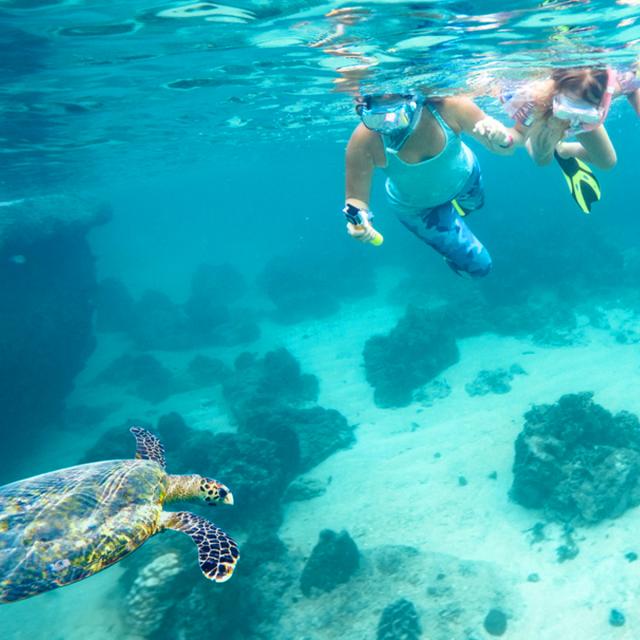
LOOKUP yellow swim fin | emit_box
[554,150,601,214]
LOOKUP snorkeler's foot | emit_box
[554,151,601,214]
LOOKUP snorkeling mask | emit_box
[552,69,615,132]
[552,94,602,127]
[355,94,422,135]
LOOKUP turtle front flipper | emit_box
[130,427,166,469]
[160,511,239,582]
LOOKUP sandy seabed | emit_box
[2,281,640,640]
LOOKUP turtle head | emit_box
[199,477,234,506]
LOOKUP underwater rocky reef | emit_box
[285,544,516,640]
[78,343,363,638]
[222,347,320,424]
[377,598,423,640]
[94,262,260,350]
[94,350,235,407]
[95,353,179,404]
[114,520,517,640]
[511,392,640,524]
[361,291,597,410]
[465,364,527,397]
[0,194,109,481]
[258,250,377,324]
[363,306,460,408]
[300,529,360,597]
[86,347,355,530]
[9,181,640,638]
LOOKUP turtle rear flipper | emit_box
[160,511,239,582]
[130,427,166,469]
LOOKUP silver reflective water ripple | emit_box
[1,0,639,185]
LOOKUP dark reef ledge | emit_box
[0,194,110,481]
[0,194,110,252]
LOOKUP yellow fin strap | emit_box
[451,199,466,217]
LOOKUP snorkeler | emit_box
[501,67,617,213]
[613,61,640,116]
[343,93,521,277]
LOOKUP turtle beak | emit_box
[216,482,234,506]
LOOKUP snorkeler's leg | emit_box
[395,202,492,277]
[571,126,617,169]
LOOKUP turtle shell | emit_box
[0,459,167,603]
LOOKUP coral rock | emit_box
[243,406,355,473]
[223,348,319,424]
[465,364,526,397]
[96,353,178,404]
[377,598,422,640]
[483,608,508,636]
[300,529,360,597]
[187,354,231,388]
[125,552,186,637]
[609,608,626,627]
[156,412,191,452]
[363,306,459,408]
[0,195,108,480]
[82,421,152,463]
[510,392,640,524]
[132,289,192,351]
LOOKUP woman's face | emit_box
[552,82,603,128]
[356,94,419,134]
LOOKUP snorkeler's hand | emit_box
[546,116,571,137]
[472,117,512,147]
[526,117,568,165]
[346,220,383,246]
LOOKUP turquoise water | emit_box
[3,1,640,638]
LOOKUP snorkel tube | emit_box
[598,68,615,122]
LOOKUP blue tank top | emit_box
[383,103,474,209]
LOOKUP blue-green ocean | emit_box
[2,1,640,638]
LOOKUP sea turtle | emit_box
[0,426,239,604]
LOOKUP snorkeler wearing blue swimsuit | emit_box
[343,93,521,277]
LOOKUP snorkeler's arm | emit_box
[344,124,384,243]
[525,116,568,166]
[345,123,380,208]
[444,97,523,155]
[568,126,617,169]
